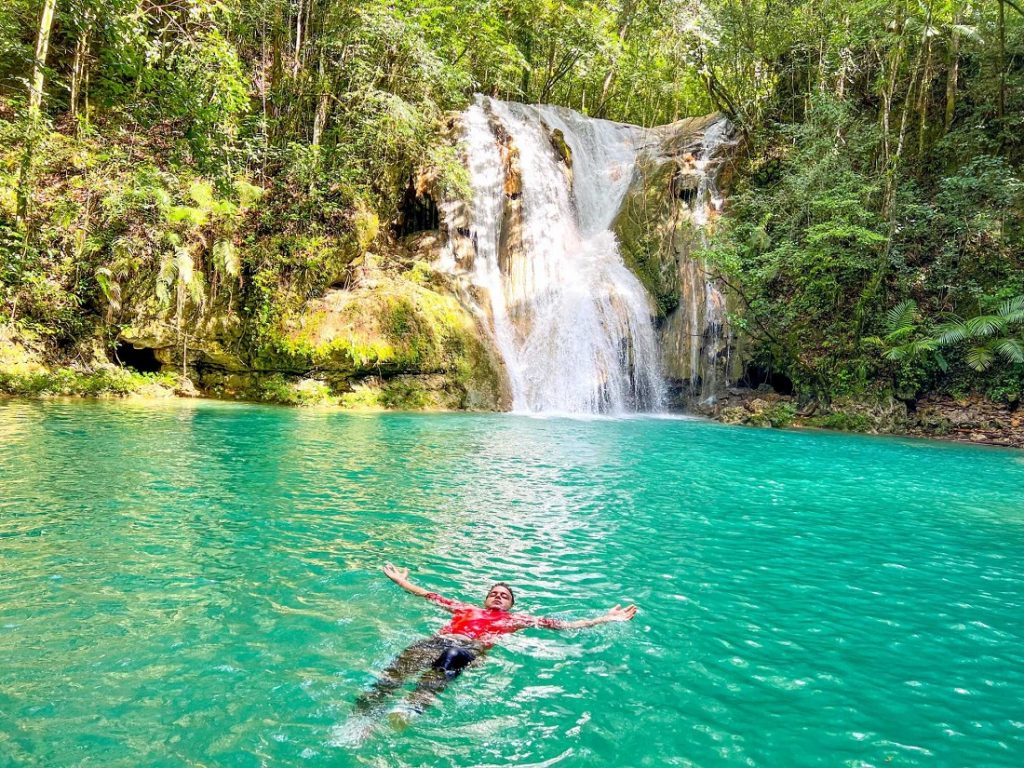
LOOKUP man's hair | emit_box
[489,582,515,606]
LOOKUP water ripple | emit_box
[1,400,1023,766]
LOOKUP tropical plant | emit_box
[863,299,944,367]
[933,296,1024,371]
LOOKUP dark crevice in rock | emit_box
[394,179,440,237]
[114,341,162,373]
[740,364,794,396]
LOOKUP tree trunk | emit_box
[293,0,304,76]
[520,34,532,99]
[311,46,330,146]
[17,0,58,223]
[594,0,634,117]
[917,36,933,156]
[836,15,851,100]
[943,15,962,132]
[70,20,93,119]
[998,0,1006,119]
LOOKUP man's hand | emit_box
[383,563,410,585]
[603,604,638,622]
[382,563,430,597]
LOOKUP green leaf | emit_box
[885,299,918,334]
[965,344,995,371]
[166,205,208,226]
[994,338,1024,364]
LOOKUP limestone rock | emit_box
[268,276,509,410]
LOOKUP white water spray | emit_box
[447,96,733,414]
[456,96,663,414]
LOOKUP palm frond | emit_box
[965,344,995,371]
[998,295,1024,324]
[951,23,982,42]
[884,325,916,344]
[994,338,1024,364]
[935,319,967,345]
[884,339,936,361]
[964,314,1003,338]
[885,299,918,334]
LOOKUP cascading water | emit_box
[444,95,734,414]
[688,119,733,404]
[455,96,664,415]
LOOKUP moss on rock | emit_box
[262,274,506,409]
[612,159,683,318]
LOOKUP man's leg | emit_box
[354,637,441,714]
[401,644,478,715]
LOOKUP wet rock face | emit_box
[612,114,734,317]
[264,278,508,410]
[611,113,741,401]
[906,395,1024,447]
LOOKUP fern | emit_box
[885,299,918,335]
[212,239,239,278]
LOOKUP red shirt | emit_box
[425,593,563,645]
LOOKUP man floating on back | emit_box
[351,562,637,731]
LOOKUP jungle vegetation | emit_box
[0,0,1021,406]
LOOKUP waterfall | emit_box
[453,96,663,415]
[444,95,733,414]
[688,119,733,405]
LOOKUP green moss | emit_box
[378,378,432,409]
[612,161,682,317]
[252,374,338,406]
[804,411,873,432]
[340,385,384,410]
[618,224,679,317]
[747,401,797,428]
[0,366,177,397]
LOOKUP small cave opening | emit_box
[740,364,794,396]
[672,172,698,205]
[677,186,697,204]
[394,179,440,237]
[114,341,163,373]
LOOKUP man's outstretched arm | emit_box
[382,563,466,612]
[528,603,638,630]
[383,563,430,597]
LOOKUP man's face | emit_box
[484,585,513,611]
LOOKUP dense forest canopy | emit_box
[1,0,1022,407]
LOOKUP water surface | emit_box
[1,400,1022,767]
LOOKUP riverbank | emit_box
[5,337,1022,447]
[708,387,1024,449]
